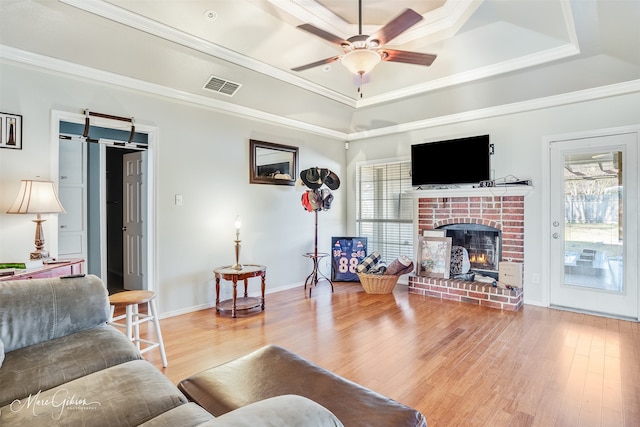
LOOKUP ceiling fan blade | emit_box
[369,9,423,45]
[291,56,340,72]
[381,49,437,66]
[296,24,349,47]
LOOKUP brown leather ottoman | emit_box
[178,345,427,427]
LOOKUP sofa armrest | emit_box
[0,274,109,352]
[198,395,343,427]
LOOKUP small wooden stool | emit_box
[109,290,168,367]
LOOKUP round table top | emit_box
[303,252,329,259]
[214,264,266,277]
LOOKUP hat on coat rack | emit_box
[324,170,340,190]
[308,189,322,211]
[321,189,334,210]
[300,167,323,189]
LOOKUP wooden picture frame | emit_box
[249,139,298,186]
[0,112,22,150]
[416,236,452,278]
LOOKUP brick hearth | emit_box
[408,192,526,311]
[409,275,523,311]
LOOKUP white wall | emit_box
[2,59,638,313]
[0,62,346,316]
[345,92,640,306]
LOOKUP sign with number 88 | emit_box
[331,237,367,281]
[338,256,359,273]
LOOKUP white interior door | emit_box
[58,139,87,263]
[549,132,638,319]
[122,151,147,290]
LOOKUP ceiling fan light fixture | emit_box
[341,49,381,75]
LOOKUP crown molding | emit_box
[0,45,348,140]
[59,0,578,111]
[2,45,637,143]
[355,44,580,108]
[59,0,357,108]
[347,79,640,141]
[267,0,482,45]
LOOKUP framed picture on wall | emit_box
[0,112,22,150]
[416,236,452,278]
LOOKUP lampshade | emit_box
[340,49,381,75]
[7,180,65,214]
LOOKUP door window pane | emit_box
[563,151,623,292]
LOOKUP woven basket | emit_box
[357,273,400,294]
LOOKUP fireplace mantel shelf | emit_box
[406,185,533,198]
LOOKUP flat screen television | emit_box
[411,135,491,187]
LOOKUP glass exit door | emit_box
[549,132,637,319]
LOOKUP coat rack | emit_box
[299,167,340,297]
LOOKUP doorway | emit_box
[105,148,147,291]
[53,110,156,293]
[547,131,638,319]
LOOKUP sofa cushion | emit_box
[179,345,427,427]
[199,395,343,427]
[138,402,215,427]
[0,275,110,352]
[0,360,187,426]
[0,324,142,407]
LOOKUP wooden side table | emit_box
[214,264,266,318]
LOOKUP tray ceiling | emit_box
[0,0,638,136]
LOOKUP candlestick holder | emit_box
[231,229,243,270]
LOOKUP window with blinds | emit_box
[356,159,414,262]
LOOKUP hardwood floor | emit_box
[137,281,640,426]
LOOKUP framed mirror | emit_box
[249,139,299,186]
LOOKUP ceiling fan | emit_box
[291,0,437,79]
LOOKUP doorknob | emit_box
[122,226,127,231]
[552,233,559,239]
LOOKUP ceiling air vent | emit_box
[203,75,242,97]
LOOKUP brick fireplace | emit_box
[408,189,528,311]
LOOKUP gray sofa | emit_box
[0,275,341,426]
[0,274,426,426]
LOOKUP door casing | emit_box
[51,110,157,292]
[541,125,640,320]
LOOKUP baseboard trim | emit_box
[158,281,305,319]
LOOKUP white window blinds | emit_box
[356,159,413,262]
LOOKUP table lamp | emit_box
[6,179,66,260]
[232,215,243,270]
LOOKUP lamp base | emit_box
[231,263,243,271]
[30,249,50,260]
[31,217,52,260]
